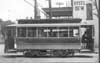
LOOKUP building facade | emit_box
[42,0,99,50]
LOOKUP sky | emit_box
[0,0,71,22]
[0,0,98,22]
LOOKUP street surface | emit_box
[0,44,98,63]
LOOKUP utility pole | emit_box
[71,0,73,8]
[34,0,40,19]
[24,0,40,19]
[71,0,73,18]
[47,0,52,19]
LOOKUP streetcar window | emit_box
[48,27,58,37]
[7,29,12,37]
[69,27,79,37]
[73,29,79,37]
[38,27,48,37]
[69,28,73,37]
[27,27,36,37]
[17,27,79,38]
[17,27,26,37]
[59,27,68,37]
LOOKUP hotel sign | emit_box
[74,1,85,11]
[73,0,87,20]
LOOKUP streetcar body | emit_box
[16,24,81,50]
[5,19,82,56]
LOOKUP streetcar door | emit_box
[5,27,15,53]
[81,25,94,51]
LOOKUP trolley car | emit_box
[5,19,82,57]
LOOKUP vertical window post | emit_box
[11,29,13,37]
[57,27,59,38]
[16,27,17,37]
[26,27,28,38]
[47,27,49,38]
[79,26,81,38]
[36,27,38,38]
[68,27,69,37]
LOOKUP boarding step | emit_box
[80,49,93,53]
[6,49,17,53]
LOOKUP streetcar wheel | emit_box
[53,50,67,57]
[53,50,59,56]
[71,51,75,56]
[39,51,47,56]
[23,51,32,57]
[69,50,75,56]
[31,50,40,57]
[61,50,67,57]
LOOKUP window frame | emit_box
[27,27,37,37]
[16,26,80,38]
[17,27,27,37]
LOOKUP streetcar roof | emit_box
[7,23,80,27]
